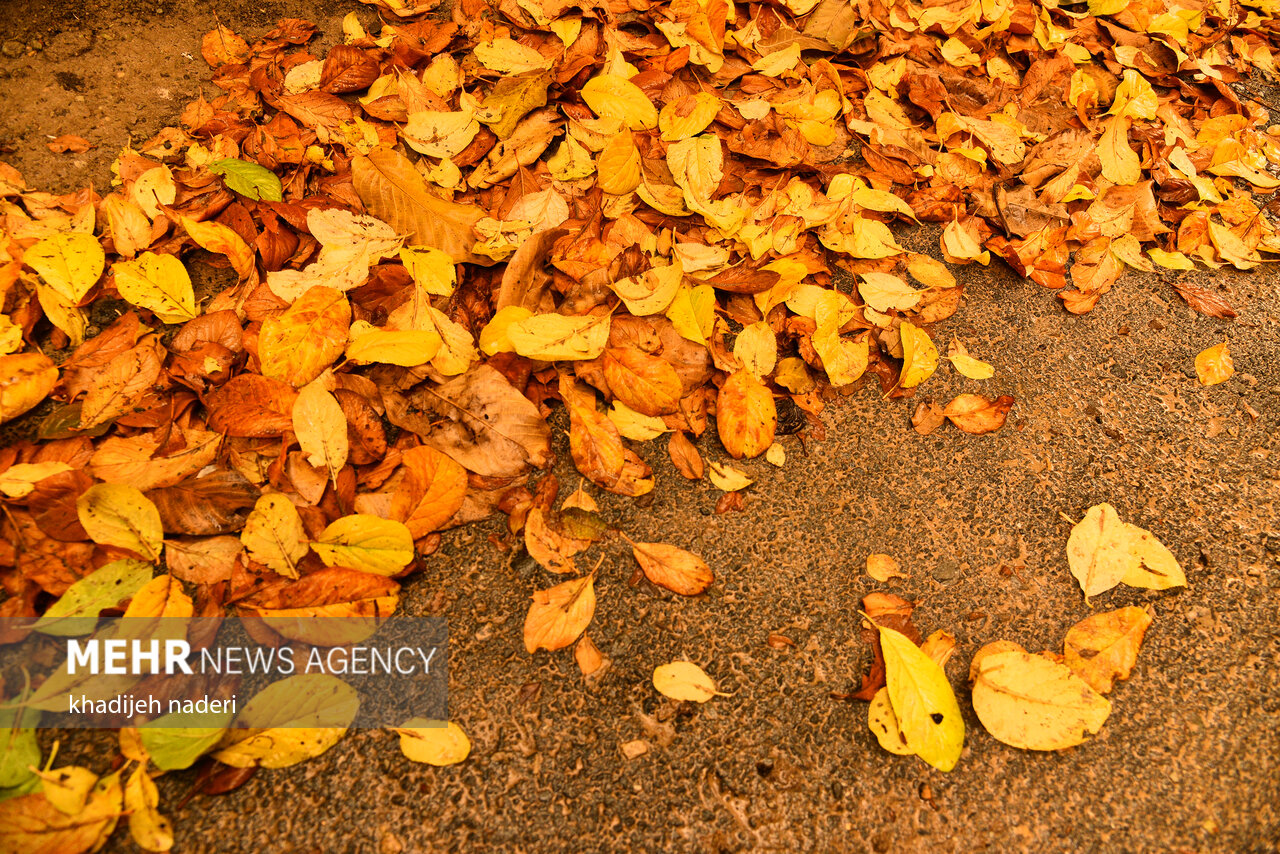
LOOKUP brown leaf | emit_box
[1172,281,1238,319]
[353,148,489,265]
[386,365,552,478]
[631,541,713,596]
[943,394,1014,434]
[320,44,380,94]
[200,25,250,66]
[147,470,259,535]
[667,431,704,480]
[47,135,93,154]
[911,401,946,435]
[165,535,243,585]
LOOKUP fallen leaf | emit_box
[946,340,995,380]
[943,394,1014,434]
[394,720,471,766]
[112,252,197,324]
[523,572,597,653]
[312,515,415,576]
[29,559,153,636]
[0,352,59,425]
[240,494,308,579]
[970,643,1111,751]
[631,542,713,596]
[866,554,905,581]
[212,675,357,768]
[652,661,724,703]
[293,381,349,484]
[717,370,776,459]
[877,623,964,772]
[77,483,164,562]
[1063,606,1153,694]
[1194,342,1234,386]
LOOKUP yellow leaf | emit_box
[596,130,641,195]
[659,92,722,142]
[652,661,724,703]
[733,321,777,378]
[24,231,104,302]
[523,572,597,653]
[667,135,722,209]
[34,283,87,345]
[0,461,72,498]
[1148,248,1196,270]
[613,261,684,317]
[941,219,989,265]
[1067,503,1186,597]
[32,765,99,814]
[112,252,197,323]
[0,774,122,853]
[707,461,753,492]
[765,442,785,467]
[1063,606,1153,694]
[394,719,471,765]
[478,306,534,355]
[213,675,357,769]
[947,339,995,380]
[400,246,457,297]
[898,322,938,388]
[868,687,914,755]
[122,575,193,621]
[508,313,611,361]
[312,515,415,576]
[240,494,308,579]
[878,624,964,771]
[402,108,480,158]
[858,272,921,312]
[1097,115,1141,186]
[1195,341,1233,386]
[76,483,163,562]
[474,38,551,73]
[970,645,1111,751]
[581,74,658,130]
[546,136,596,181]
[0,313,22,356]
[293,381,349,484]
[131,165,177,221]
[424,306,478,376]
[1120,523,1187,590]
[345,321,442,366]
[1066,503,1138,598]
[1108,69,1158,120]
[125,763,173,852]
[608,400,667,441]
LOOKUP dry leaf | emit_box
[523,572,597,653]
[652,661,723,703]
[631,541,713,596]
[1063,606,1153,694]
[943,394,1014,434]
[866,554,905,581]
[1194,342,1234,386]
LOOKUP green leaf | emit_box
[0,706,40,790]
[209,158,283,202]
[30,559,154,636]
[878,625,965,772]
[139,711,231,771]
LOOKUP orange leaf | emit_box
[716,370,776,458]
[523,573,597,653]
[603,346,682,416]
[943,393,1014,434]
[258,286,351,388]
[390,445,467,538]
[631,541,713,596]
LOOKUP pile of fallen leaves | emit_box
[0,0,1262,846]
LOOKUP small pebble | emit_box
[933,559,959,583]
[1,40,23,59]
